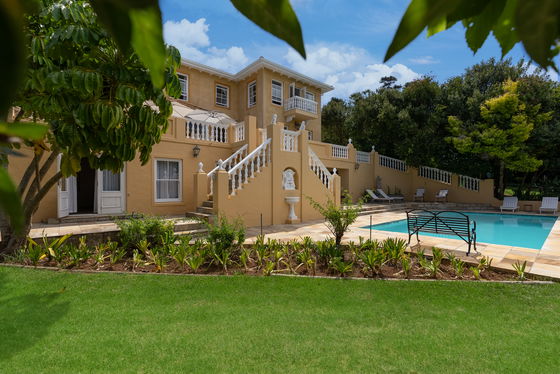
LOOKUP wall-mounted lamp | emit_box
[354,162,360,170]
[192,144,201,158]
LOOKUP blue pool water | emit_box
[365,212,557,250]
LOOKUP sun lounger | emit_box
[377,188,404,203]
[366,189,391,202]
[414,188,425,202]
[434,189,448,202]
[500,196,519,212]
[539,197,558,214]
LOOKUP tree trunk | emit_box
[498,160,505,199]
[0,153,61,255]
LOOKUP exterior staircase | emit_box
[186,199,214,222]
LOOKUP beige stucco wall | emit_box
[7,147,58,223]
[211,122,338,227]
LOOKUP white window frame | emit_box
[248,80,257,108]
[177,73,188,101]
[215,84,229,107]
[271,80,283,106]
[154,158,182,203]
[305,91,315,101]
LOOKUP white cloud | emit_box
[283,43,420,100]
[164,18,249,73]
[409,55,439,65]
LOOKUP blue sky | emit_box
[161,0,558,101]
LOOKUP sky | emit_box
[160,0,559,101]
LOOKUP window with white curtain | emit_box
[178,73,188,101]
[155,159,181,202]
[102,170,121,191]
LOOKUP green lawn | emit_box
[1,267,559,373]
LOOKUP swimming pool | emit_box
[364,212,557,250]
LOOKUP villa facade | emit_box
[8,57,496,227]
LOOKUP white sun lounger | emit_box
[539,197,558,214]
[500,196,519,212]
[435,189,448,202]
[366,189,391,202]
[414,188,425,202]
[377,188,404,203]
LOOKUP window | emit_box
[305,91,315,101]
[248,81,256,107]
[102,170,121,191]
[271,80,283,105]
[215,84,229,107]
[289,83,302,98]
[177,73,188,101]
[307,131,313,140]
[155,159,181,202]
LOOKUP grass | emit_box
[1,267,559,373]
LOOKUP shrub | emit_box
[329,257,353,277]
[400,255,412,278]
[359,247,386,276]
[205,215,245,273]
[451,257,466,278]
[383,238,407,265]
[512,260,527,281]
[117,216,175,251]
[315,238,342,266]
[307,191,363,246]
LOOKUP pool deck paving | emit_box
[246,209,560,280]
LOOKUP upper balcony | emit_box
[284,96,319,121]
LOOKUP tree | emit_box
[448,80,551,198]
[385,0,560,71]
[321,98,350,145]
[0,0,182,254]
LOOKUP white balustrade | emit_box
[308,148,333,190]
[282,129,299,152]
[259,128,268,144]
[378,154,407,172]
[284,96,318,114]
[356,151,371,163]
[331,144,348,159]
[186,120,229,143]
[459,175,480,191]
[228,139,271,195]
[419,166,452,184]
[234,122,245,142]
[208,144,248,195]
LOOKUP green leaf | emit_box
[0,122,48,140]
[230,0,305,58]
[0,168,24,232]
[515,0,560,69]
[385,0,459,62]
[130,5,165,88]
[0,0,26,119]
[492,0,519,57]
[464,0,507,53]
[90,0,132,53]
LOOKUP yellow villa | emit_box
[8,57,496,227]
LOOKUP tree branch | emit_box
[24,151,58,203]
[18,150,43,196]
[24,170,63,219]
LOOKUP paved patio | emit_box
[246,210,560,279]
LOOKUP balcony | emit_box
[284,96,319,121]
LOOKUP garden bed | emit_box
[1,215,539,282]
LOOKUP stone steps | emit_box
[186,200,214,222]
